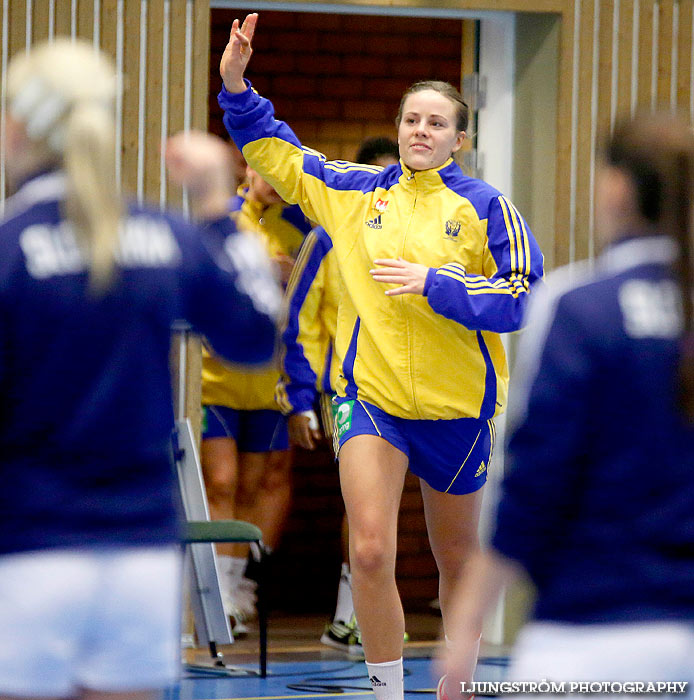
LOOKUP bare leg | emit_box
[234,449,292,551]
[421,481,484,692]
[339,435,408,663]
[420,481,484,636]
[200,436,239,557]
[341,512,349,562]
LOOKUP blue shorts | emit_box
[333,398,494,495]
[202,405,289,452]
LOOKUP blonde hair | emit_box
[7,39,122,292]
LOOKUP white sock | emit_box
[217,554,233,576]
[333,562,354,624]
[217,555,235,595]
[221,555,248,600]
[365,658,404,700]
[229,555,247,577]
[216,555,236,615]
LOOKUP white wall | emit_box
[476,12,517,647]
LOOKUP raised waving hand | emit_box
[220,13,258,93]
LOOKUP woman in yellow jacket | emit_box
[201,165,310,629]
[219,14,544,697]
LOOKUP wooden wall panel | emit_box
[192,0,211,132]
[657,0,673,107]
[616,0,635,117]
[77,0,95,42]
[552,0,694,267]
[574,0,595,263]
[554,1,575,267]
[144,0,164,203]
[167,2,187,210]
[8,0,27,58]
[676,1,693,115]
[54,0,73,37]
[637,0,656,109]
[122,1,142,199]
[33,0,52,43]
[100,0,117,59]
[594,0,613,258]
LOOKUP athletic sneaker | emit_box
[231,614,249,637]
[320,617,408,657]
[437,675,450,700]
[346,620,364,656]
[438,674,474,700]
[320,619,363,656]
[342,620,408,655]
[221,592,249,637]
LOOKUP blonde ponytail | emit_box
[7,39,122,293]
[63,100,121,291]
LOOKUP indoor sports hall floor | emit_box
[168,613,509,700]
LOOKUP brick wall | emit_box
[209,9,464,614]
[210,9,463,160]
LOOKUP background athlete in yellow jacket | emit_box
[201,164,311,631]
[220,14,544,700]
[277,138,400,656]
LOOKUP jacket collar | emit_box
[399,158,455,191]
[599,234,676,275]
[3,170,66,221]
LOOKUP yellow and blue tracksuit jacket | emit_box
[276,226,340,415]
[201,184,311,411]
[219,82,545,420]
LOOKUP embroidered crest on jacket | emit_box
[444,219,462,239]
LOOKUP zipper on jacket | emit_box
[401,174,422,417]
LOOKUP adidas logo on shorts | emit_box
[475,461,487,477]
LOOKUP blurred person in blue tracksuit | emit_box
[0,39,280,700]
[440,111,694,699]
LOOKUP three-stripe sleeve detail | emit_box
[498,195,531,276]
[434,195,534,298]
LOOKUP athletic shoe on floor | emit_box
[231,614,249,637]
[437,675,450,700]
[438,675,474,700]
[344,614,364,656]
[221,592,249,637]
[320,618,405,657]
[320,620,358,652]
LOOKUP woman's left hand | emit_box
[220,13,258,93]
[370,258,429,296]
